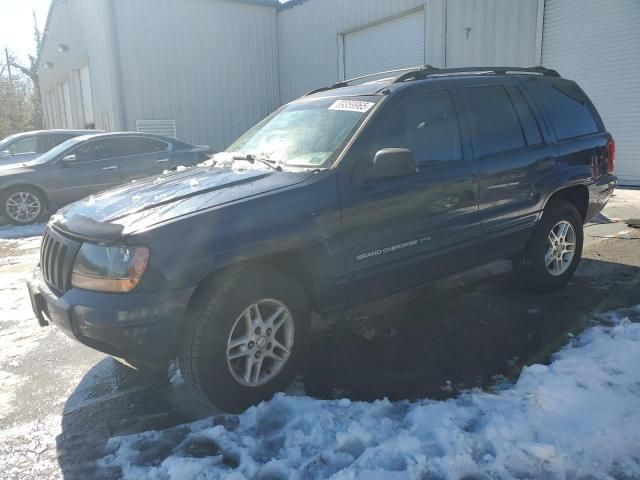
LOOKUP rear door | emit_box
[115,136,172,180]
[460,77,557,254]
[338,87,480,303]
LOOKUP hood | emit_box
[0,162,33,174]
[54,165,315,238]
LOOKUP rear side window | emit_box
[527,80,600,140]
[464,85,526,157]
[373,90,462,163]
[114,137,169,157]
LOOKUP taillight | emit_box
[606,139,616,173]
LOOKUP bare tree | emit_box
[8,10,43,130]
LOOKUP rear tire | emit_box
[1,186,46,225]
[178,265,310,413]
[513,200,583,293]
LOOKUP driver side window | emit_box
[373,90,462,165]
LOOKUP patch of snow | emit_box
[102,306,640,479]
[168,361,184,387]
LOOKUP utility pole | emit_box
[4,48,12,86]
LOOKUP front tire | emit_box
[1,187,46,225]
[513,200,583,293]
[178,266,310,413]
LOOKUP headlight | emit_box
[71,243,150,293]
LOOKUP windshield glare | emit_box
[226,96,379,168]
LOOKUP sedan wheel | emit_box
[4,190,43,224]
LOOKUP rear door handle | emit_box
[102,165,117,171]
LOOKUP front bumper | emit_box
[27,267,195,368]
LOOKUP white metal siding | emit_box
[542,0,640,185]
[444,0,540,67]
[344,10,426,79]
[38,0,118,131]
[62,80,73,128]
[112,0,280,150]
[79,65,95,126]
[277,0,433,102]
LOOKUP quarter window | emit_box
[464,85,526,158]
[373,90,462,163]
[527,80,599,140]
[114,137,169,157]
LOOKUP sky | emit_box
[0,0,51,65]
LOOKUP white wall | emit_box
[38,0,122,131]
[277,0,440,103]
[277,0,540,103]
[444,0,541,67]
[111,0,280,149]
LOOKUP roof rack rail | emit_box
[390,65,561,84]
[303,66,422,96]
[304,65,561,97]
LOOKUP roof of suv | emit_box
[304,65,562,99]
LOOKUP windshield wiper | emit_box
[232,154,282,172]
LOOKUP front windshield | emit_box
[226,96,380,168]
[0,133,21,151]
[25,136,84,165]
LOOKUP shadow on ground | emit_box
[55,256,640,478]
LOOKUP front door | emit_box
[337,88,480,303]
[54,138,122,205]
[459,78,557,254]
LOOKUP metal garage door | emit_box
[343,10,425,80]
[542,0,640,185]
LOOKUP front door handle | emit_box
[102,165,117,171]
[156,159,169,163]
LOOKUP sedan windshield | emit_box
[24,137,84,165]
[0,133,21,151]
[226,96,380,168]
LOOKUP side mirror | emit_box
[367,148,417,181]
[61,154,77,164]
[0,150,12,159]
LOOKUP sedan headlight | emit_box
[71,243,150,293]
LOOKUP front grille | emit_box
[40,228,81,293]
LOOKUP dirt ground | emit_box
[0,189,638,479]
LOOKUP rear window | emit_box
[464,85,526,158]
[527,80,600,141]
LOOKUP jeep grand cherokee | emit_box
[28,66,617,412]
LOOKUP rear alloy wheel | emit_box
[178,266,310,413]
[513,200,583,293]
[2,188,45,225]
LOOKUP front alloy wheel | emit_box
[3,189,44,224]
[226,299,295,387]
[179,266,310,412]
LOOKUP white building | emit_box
[39,0,640,185]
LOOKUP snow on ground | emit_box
[102,307,640,480]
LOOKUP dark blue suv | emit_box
[28,66,617,412]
